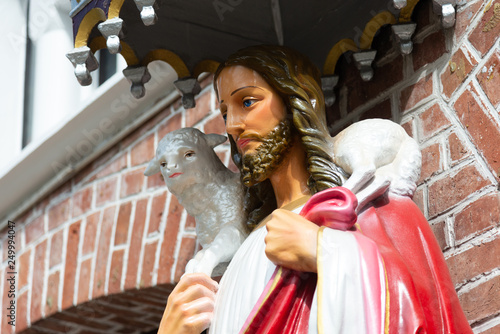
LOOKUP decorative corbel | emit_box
[352,50,377,82]
[66,46,99,86]
[134,0,158,26]
[393,0,407,10]
[321,75,339,107]
[123,66,151,99]
[432,0,456,29]
[97,17,124,54]
[174,77,202,109]
[392,23,417,55]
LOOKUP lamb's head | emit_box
[144,128,227,195]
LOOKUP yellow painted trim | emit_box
[88,36,139,66]
[254,195,311,230]
[323,38,358,75]
[142,49,190,78]
[193,60,221,78]
[109,0,125,18]
[399,0,421,23]
[75,8,107,48]
[241,267,283,333]
[359,11,397,50]
[317,226,326,334]
[383,258,390,334]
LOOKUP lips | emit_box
[169,172,183,178]
[237,138,253,150]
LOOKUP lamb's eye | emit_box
[185,151,195,158]
[160,162,167,167]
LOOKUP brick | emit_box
[413,186,425,214]
[108,249,125,294]
[124,198,148,290]
[148,192,167,234]
[157,196,183,284]
[115,202,132,245]
[95,153,127,179]
[95,177,118,207]
[33,318,72,333]
[430,220,447,251]
[459,274,500,324]
[441,48,477,99]
[50,311,113,331]
[413,31,447,71]
[174,237,197,282]
[140,241,158,288]
[469,0,500,56]
[62,221,81,309]
[455,0,484,41]
[82,212,100,255]
[93,206,116,299]
[77,259,92,304]
[158,113,182,139]
[131,134,155,167]
[48,181,72,205]
[31,240,47,322]
[121,107,171,150]
[120,168,145,198]
[185,214,196,230]
[401,119,414,138]
[454,193,500,241]
[146,171,165,189]
[446,237,500,285]
[203,114,227,136]
[45,271,60,317]
[477,50,500,108]
[48,198,70,230]
[72,187,93,218]
[344,55,404,111]
[18,249,31,289]
[73,163,97,186]
[400,74,433,112]
[17,291,29,332]
[49,229,64,268]
[448,132,469,163]
[455,86,500,178]
[25,215,45,245]
[428,165,489,217]
[419,143,442,184]
[419,104,451,140]
[186,91,211,127]
[359,99,392,121]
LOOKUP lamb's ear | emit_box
[144,158,160,176]
[205,133,227,148]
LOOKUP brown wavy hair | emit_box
[214,45,346,227]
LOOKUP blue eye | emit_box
[222,113,227,123]
[243,99,255,108]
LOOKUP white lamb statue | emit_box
[144,127,248,277]
[331,118,422,212]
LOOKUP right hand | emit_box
[158,273,218,334]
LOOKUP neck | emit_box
[269,139,311,208]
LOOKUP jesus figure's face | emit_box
[216,65,294,186]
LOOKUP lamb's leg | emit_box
[192,225,245,276]
[184,249,206,274]
[355,167,392,213]
[342,164,377,194]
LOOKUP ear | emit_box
[205,133,227,149]
[144,158,160,176]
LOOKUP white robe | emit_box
[209,201,387,334]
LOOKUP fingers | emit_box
[173,273,219,294]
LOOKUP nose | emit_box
[225,110,245,139]
[166,162,177,171]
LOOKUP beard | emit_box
[240,119,294,187]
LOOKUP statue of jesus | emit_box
[157,45,472,334]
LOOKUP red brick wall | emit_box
[1,0,499,333]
